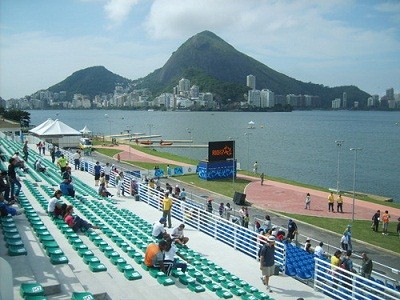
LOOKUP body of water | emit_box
[28,110,400,202]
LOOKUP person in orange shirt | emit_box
[144,240,173,274]
[381,210,391,235]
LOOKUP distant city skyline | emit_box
[1,0,399,100]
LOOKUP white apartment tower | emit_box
[178,78,191,94]
[247,75,256,90]
[260,89,275,108]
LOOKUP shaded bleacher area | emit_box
[1,136,398,299]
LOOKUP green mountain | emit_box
[135,30,370,107]
[48,66,131,100]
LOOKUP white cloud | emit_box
[104,0,140,27]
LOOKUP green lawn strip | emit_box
[94,146,399,208]
[281,212,400,254]
[94,148,122,157]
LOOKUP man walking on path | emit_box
[305,193,311,209]
[328,192,335,212]
[260,173,264,186]
[260,235,275,293]
[361,253,373,279]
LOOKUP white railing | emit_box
[314,257,400,300]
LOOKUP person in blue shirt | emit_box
[60,179,75,197]
[94,161,101,186]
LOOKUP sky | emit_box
[1,0,399,100]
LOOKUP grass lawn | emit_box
[94,148,122,158]
[281,212,400,254]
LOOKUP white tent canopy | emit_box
[29,118,54,135]
[80,125,92,134]
[30,119,81,136]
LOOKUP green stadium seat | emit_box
[215,289,233,299]
[20,282,44,297]
[187,282,206,293]
[89,262,107,272]
[50,254,69,265]
[71,292,95,300]
[124,269,142,281]
[8,245,27,256]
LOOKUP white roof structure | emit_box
[29,119,81,136]
[29,118,54,135]
[80,125,92,134]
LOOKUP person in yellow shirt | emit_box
[57,154,68,176]
[162,192,173,228]
[330,250,342,289]
[328,192,335,212]
[336,194,344,213]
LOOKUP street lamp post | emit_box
[350,147,362,222]
[335,140,344,193]
[187,128,193,147]
[228,137,237,184]
[244,132,252,171]
[126,125,134,159]
[105,114,111,143]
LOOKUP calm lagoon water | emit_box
[29,110,400,202]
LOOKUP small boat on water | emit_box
[140,140,153,145]
[247,121,256,129]
[159,140,173,146]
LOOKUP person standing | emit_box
[57,154,68,175]
[305,193,311,209]
[93,161,101,186]
[103,162,111,187]
[117,153,120,162]
[361,253,373,279]
[260,235,276,293]
[162,192,173,228]
[328,192,335,212]
[382,210,390,235]
[206,198,213,214]
[253,161,258,173]
[287,219,298,242]
[336,194,344,213]
[73,150,81,170]
[225,203,232,221]
[42,141,46,155]
[49,145,56,163]
[37,141,42,155]
[371,210,380,232]
[340,250,355,290]
[22,140,29,161]
[8,158,21,202]
[343,225,352,251]
[218,203,224,217]
[260,173,264,186]
[331,250,342,289]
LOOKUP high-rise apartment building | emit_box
[260,89,275,108]
[246,75,256,90]
[386,88,394,100]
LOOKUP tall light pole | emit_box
[187,128,193,147]
[335,140,344,193]
[105,114,111,143]
[350,148,362,222]
[244,132,252,171]
[147,123,154,137]
[228,137,237,184]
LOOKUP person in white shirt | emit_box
[47,190,62,216]
[314,242,326,258]
[164,238,187,275]
[103,162,112,187]
[171,224,189,246]
[152,217,168,239]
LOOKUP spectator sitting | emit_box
[314,242,326,258]
[12,152,28,171]
[171,224,189,246]
[144,240,172,275]
[164,238,187,275]
[54,203,67,219]
[98,183,113,197]
[64,205,99,232]
[152,217,168,239]
[47,190,62,216]
[35,158,46,173]
[260,215,272,233]
[0,193,23,216]
[62,166,72,181]
[60,179,75,197]
[304,237,311,253]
